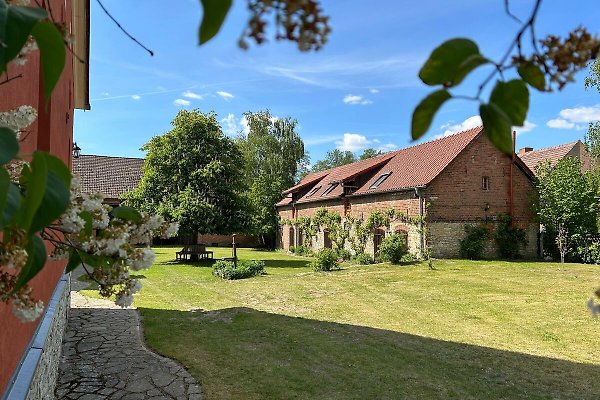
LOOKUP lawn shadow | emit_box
[139,306,600,400]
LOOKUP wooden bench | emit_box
[176,244,214,261]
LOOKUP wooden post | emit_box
[232,234,237,267]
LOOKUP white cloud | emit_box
[438,115,482,138]
[101,92,110,97]
[558,105,600,123]
[182,90,203,100]
[217,91,234,100]
[173,98,191,107]
[438,115,536,139]
[547,118,575,129]
[336,133,371,151]
[369,88,380,94]
[221,113,249,136]
[131,94,141,100]
[343,94,372,105]
[377,143,397,152]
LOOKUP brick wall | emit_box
[276,134,538,260]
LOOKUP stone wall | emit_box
[197,234,261,247]
[428,221,538,259]
[4,275,70,400]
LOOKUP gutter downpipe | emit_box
[509,131,516,226]
[415,187,424,256]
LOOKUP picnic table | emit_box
[176,244,214,261]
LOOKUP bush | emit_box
[213,260,265,280]
[377,233,408,264]
[336,248,352,261]
[310,248,340,271]
[494,214,527,259]
[292,245,313,256]
[459,225,489,259]
[400,253,418,263]
[576,238,600,264]
[353,252,372,265]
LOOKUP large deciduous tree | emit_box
[311,149,356,172]
[237,110,308,247]
[125,110,248,235]
[535,157,598,263]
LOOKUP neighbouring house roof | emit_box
[72,155,144,199]
[518,141,579,172]
[277,126,533,207]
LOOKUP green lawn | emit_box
[82,247,600,399]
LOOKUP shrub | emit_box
[494,214,527,259]
[213,260,265,280]
[288,245,295,254]
[353,252,372,265]
[310,248,340,271]
[336,248,352,261]
[576,237,600,264]
[293,245,313,256]
[377,233,408,264]
[400,253,418,263]
[459,225,489,259]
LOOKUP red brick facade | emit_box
[277,130,537,259]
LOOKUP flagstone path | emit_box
[55,268,201,399]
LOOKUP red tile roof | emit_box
[278,126,485,206]
[72,155,144,199]
[518,142,578,172]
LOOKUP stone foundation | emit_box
[428,222,538,259]
[4,275,70,400]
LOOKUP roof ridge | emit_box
[521,141,578,154]
[79,154,144,161]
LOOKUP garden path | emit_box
[55,267,201,399]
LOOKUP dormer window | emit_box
[322,183,338,196]
[482,176,490,191]
[306,185,321,197]
[369,172,391,189]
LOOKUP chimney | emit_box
[518,147,534,155]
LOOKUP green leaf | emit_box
[453,54,489,87]
[419,38,483,87]
[18,151,47,230]
[1,4,47,72]
[110,206,142,224]
[198,0,232,45]
[480,103,513,154]
[0,127,18,164]
[1,182,21,227]
[517,61,546,91]
[411,90,452,140]
[79,210,93,237]
[29,153,71,232]
[65,250,82,273]
[489,79,529,126]
[31,21,66,100]
[0,1,7,72]
[0,168,9,222]
[13,234,46,293]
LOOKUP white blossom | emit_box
[12,299,44,322]
[115,292,133,308]
[0,105,37,137]
[587,298,600,317]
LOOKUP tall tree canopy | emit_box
[535,157,598,261]
[311,149,356,172]
[125,110,248,235]
[237,110,308,246]
[359,148,383,160]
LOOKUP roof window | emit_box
[369,172,391,189]
[306,185,321,197]
[322,183,338,196]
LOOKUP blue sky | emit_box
[75,0,600,163]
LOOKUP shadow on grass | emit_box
[160,257,311,269]
[139,306,600,400]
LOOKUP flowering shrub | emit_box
[212,260,265,280]
[310,248,340,271]
[336,248,352,261]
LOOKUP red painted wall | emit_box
[0,0,74,394]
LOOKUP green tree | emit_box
[125,109,248,235]
[237,110,308,247]
[359,148,382,160]
[311,149,356,172]
[535,157,598,263]
[585,59,600,92]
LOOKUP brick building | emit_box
[0,0,90,397]
[518,140,593,173]
[276,127,538,259]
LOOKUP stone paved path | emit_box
[55,268,201,399]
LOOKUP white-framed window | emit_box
[370,172,391,189]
